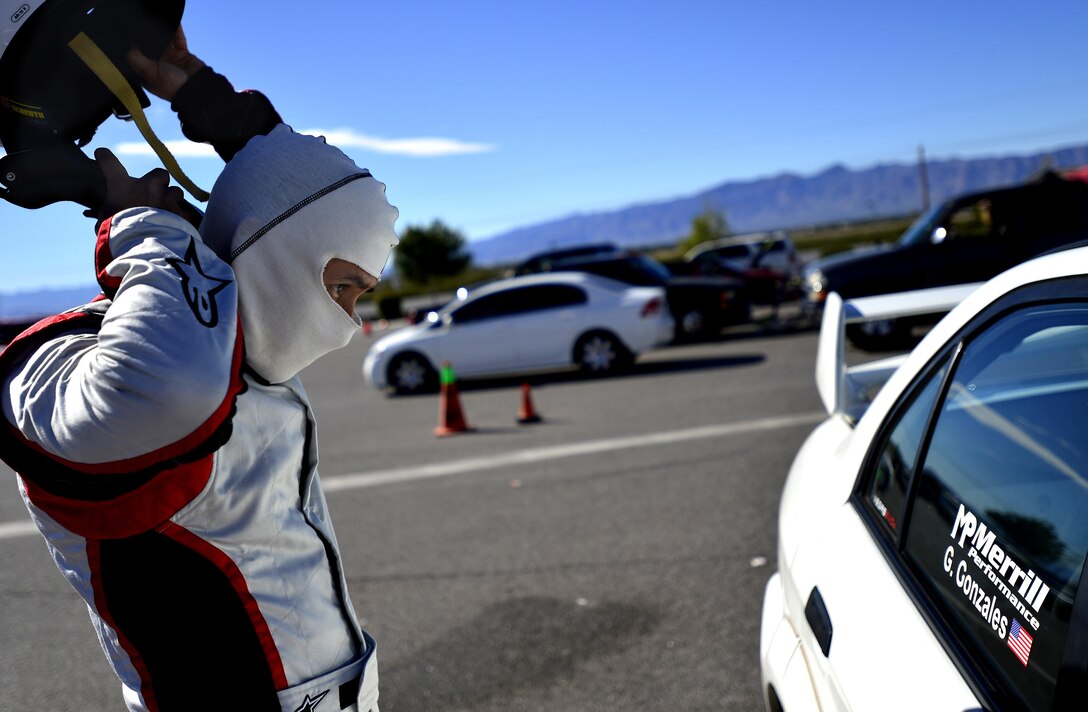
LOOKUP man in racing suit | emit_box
[0,31,397,712]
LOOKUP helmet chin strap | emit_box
[67,31,210,202]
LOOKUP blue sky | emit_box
[3,0,1088,293]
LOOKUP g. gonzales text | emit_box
[951,504,1050,631]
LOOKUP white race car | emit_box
[760,244,1088,711]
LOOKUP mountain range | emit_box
[467,143,1088,266]
[4,144,1088,319]
[0,285,101,322]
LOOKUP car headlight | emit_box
[804,269,827,301]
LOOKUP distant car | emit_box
[802,170,1088,350]
[362,272,673,395]
[513,243,620,275]
[760,246,1088,711]
[684,231,801,281]
[680,231,803,306]
[516,247,750,340]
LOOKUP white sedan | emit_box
[760,245,1088,711]
[363,272,674,394]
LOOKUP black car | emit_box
[515,248,750,341]
[512,243,620,274]
[803,170,1088,349]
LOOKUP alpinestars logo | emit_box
[167,238,231,328]
[292,689,330,712]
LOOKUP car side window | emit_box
[863,356,950,540]
[943,198,996,242]
[451,285,586,324]
[508,285,587,313]
[902,304,1088,709]
[450,293,505,324]
[520,284,587,311]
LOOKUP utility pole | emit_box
[918,145,931,211]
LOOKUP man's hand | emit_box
[95,148,201,228]
[127,25,206,102]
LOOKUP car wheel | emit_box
[679,309,706,337]
[387,352,438,395]
[575,331,632,374]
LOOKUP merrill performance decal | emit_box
[943,503,1049,665]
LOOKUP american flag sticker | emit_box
[1007,619,1034,667]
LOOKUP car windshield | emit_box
[897,202,947,247]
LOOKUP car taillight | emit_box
[640,297,662,318]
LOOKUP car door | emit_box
[791,283,1088,710]
[438,292,518,376]
[783,353,982,711]
[923,194,1010,287]
[501,284,589,369]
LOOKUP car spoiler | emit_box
[815,283,984,422]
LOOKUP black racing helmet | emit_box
[0,0,184,210]
[0,0,183,152]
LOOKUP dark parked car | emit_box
[674,231,804,307]
[516,247,750,341]
[684,231,802,282]
[803,170,1088,349]
[513,243,620,274]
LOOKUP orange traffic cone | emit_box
[435,362,474,437]
[517,382,542,424]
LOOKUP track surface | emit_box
[0,322,827,711]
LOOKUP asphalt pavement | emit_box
[0,315,826,711]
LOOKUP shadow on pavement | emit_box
[379,596,662,711]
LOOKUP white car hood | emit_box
[369,322,432,352]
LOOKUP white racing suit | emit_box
[0,208,378,712]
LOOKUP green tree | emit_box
[678,207,731,255]
[393,220,472,285]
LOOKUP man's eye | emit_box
[328,284,345,298]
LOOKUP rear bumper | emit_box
[656,315,676,345]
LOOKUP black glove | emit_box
[0,144,106,210]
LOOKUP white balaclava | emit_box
[200,125,399,383]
